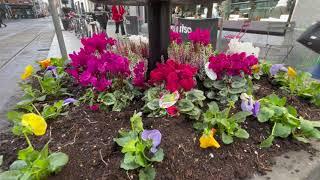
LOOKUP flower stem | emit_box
[24,133,33,148]
[35,75,45,93]
[32,104,41,116]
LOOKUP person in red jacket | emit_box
[112,5,126,35]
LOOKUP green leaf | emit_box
[193,122,208,131]
[139,167,156,180]
[124,153,135,164]
[146,87,160,101]
[232,111,252,123]
[147,99,160,111]
[114,133,136,147]
[222,132,233,144]
[213,81,225,90]
[203,78,214,88]
[48,152,69,172]
[299,119,314,133]
[177,99,194,112]
[0,155,3,166]
[273,123,292,138]
[260,135,275,148]
[257,107,274,123]
[268,94,286,107]
[272,106,287,116]
[102,93,116,106]
[130,112,144,133]
[218,89,228,97]
[228,88,245,94]
[207,101,219,113]
[231,79,246,88]
[206,91,215,99]
[18,146,36,161]
[6,111,22,123]
[121,139,138,153]
[9,160,27,170]
[120,160,140,170]
[184,107,201,120]
[186,90,206,102]
[135,153,147,167]
[0,170,22,180]
[36,95,47,102]
[234,129,249,139]
[150,148,164,162]
[287,105,298,117]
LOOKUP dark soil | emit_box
[1,77,320,180]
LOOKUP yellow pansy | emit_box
[252,64,260,74]
[199,129,220,149]
[287,67,297,78]
[21,65,34,80]
[21,113,47,136]
[38,58,51,69]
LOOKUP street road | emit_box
[0,17,55,131]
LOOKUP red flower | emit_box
[89,104,100,111]
[169,30,183,44]
[167,106,179,117]
[149,59,198,92]
[208,52,259,79]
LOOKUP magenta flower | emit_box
[81,33,108,54]
[169,30,183,44]
[208,52,258,79]
[133,61,146,88]
[89,104,100,111]
[188,28,211,46]
[141,129,162,153]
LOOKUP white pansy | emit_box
[227,39,260,57]
[205,62,217,80]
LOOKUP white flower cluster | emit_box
[227,39,260,57]
[128,35,149,45]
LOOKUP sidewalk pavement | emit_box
[47,30,82,58]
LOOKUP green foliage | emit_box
[274,70,320,107]
[194,101,251,144]
[204,76,248,104]
[257,94,320,148]
[142,88,206,120]
[0,143,68,180]
[97,80,140,112]
[41,100,67,120]
[114,112,164,180]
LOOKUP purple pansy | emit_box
[63,98,77,105]
[253,101,260,117]
[46,66,58,78]
[141,129,162,153]
[240,93,260,117]
[270,64,288,76]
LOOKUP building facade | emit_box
[0,0,48,19]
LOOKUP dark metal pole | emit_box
[147,1,170,74]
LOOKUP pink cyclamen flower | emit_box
[188,28,211,46]
[133,61,146,88]
[169,30,183,44]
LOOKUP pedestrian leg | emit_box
[120,21,125,35]
[115,22,120,34]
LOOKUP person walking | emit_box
[112,5,126,36]
[0,11,7,28]
[93,5,110,32]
